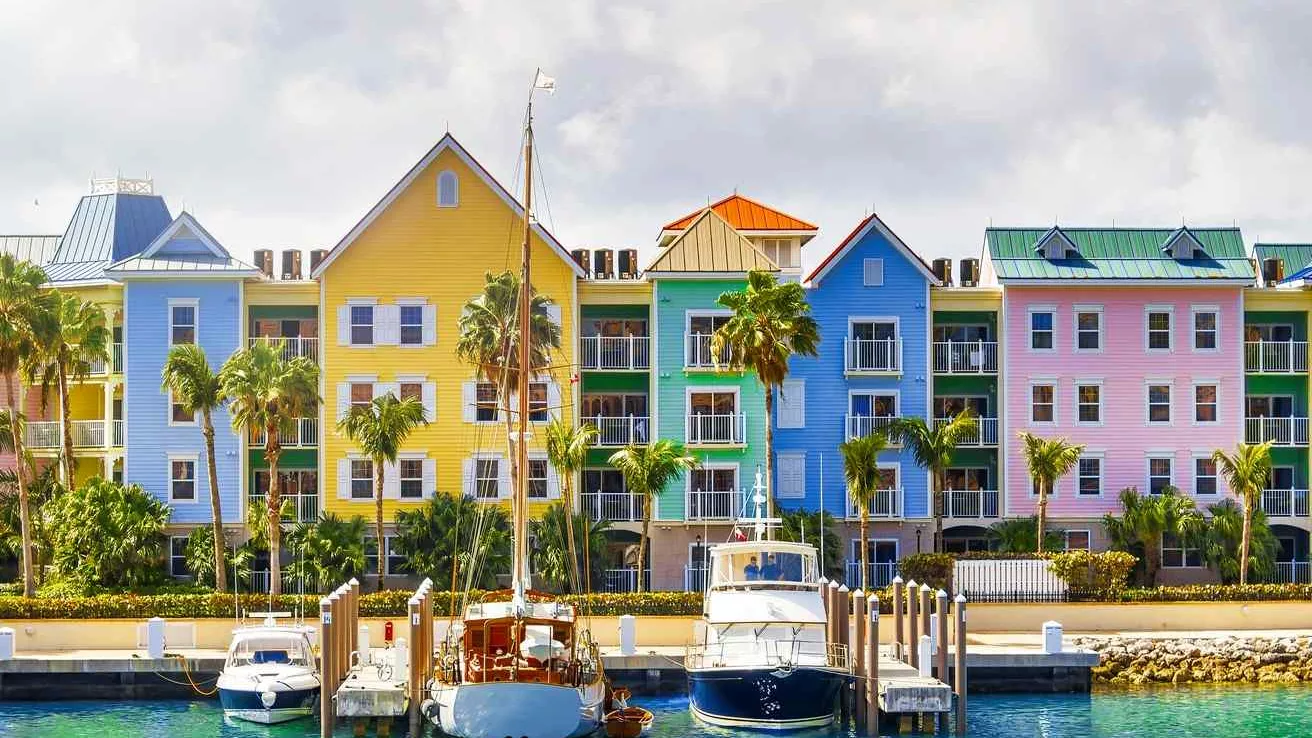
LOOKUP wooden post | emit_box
[852,589,867,726]
[936,589,949,684]
[819,577,830,639]
[408,596,422,736]
[906,580,918,668]
[866,605,879,735]
[919,583,931,663]
[891,576,904,661]
[827,579,840,646]
[320,598,335,738]
[954,594,967,736]
[835,585,850,726]
[348,578,360,662]
[334,588,346,683]
[422,580,434,689]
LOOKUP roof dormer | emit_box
[1033,226,1077,260]
[1161,226,1205,260]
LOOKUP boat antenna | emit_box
[752,467,766,542]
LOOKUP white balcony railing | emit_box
[846,414,899,440]
[687,413,746,445]
[24,420,107,449]
[248,336,320,363]
[934,416,998,446]
[1245,341,1308,374]
[845,488,902,519]
[112,342,123,373]
[587,415,650,446]
[942,489,1001,518]
[112,420,124,447]
[846,562,898,589]
[1244,417,1310,446]
[844,338,901,373]
[581,336,650,370]
[250,418,318,448]
[580,491,645,522]
[1274,561,1311,584]
[684,566,711,592]
[248,493,320,523]
[933,341,998,374]
[602,568,647,593]
[685,334,732,369]
[1260,489,1310,518]
[686,490,742,521]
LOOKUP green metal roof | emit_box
[1254,244,1312,274]
[986,227,1255,282]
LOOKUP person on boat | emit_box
[760,554,780,581]
[744,556,760,580]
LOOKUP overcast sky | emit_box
[5,1,1312,271]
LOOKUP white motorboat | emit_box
[217,614,320,725]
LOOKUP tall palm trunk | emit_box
[265,426,283,596]
[764,386,776,540]
[1035,479,1049,554]
[374,456,386,591]
[563,473,579,592]
[201,407,227,592]
[636,501,650,594]
[859,509,869,591]
[6,373,34,597]
[1239,496,1254,586]
[933,469,945,554]
[58,364,74,486]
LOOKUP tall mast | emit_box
[513,101,534,602]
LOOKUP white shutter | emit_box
[374,382,400,400]
[778,380,805,429]
[462,458,476,498]
[422,305,437,345]
[336,383,350,421]
[497,457,510,498]
[383,461,400,499]
[548,381,562,420]
[376,305,400,345]
[777,453,805,499]
[863,258,884,287]
[337,459,351,499]
[462,382,477,423]
[337,307,350,346]
[422,458,437,499]
[546,461,560,500]
[545,303,563,330]
[422,382,437,421]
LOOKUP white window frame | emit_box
[848,388,900,418]
[1145,380,1173,426]
[169,535,190,578]
[168,298,198,346]
[167,389,196,427]
[526,453,551,500]
[1191,305,1220,353]
[1028,305,1057,353]
[1146,453,1175,495]
[528,380,550,423]
[366,535,404,577]
[848,316,900,341]
[1193,380,1219,425]
[398,454,425,500]
[437,170,459,208]
[1077,453,1104,496]
[350,457,374,500]
[686,386,742,416]
[1030,475,1057,498]
[1074,379,1103,426]
[1073,304,1103,353]
[396,300,426,347]
[1161,532,1203,568]
[474,381,500,424]
[348,300,376,347]
[685,309,732,368]
[1145,304,1174,353]
[168,454,198,504]
[688,463,739,495]
[1193,454,1219,496]
[1063,530,1092,551]
[862,258,884,287]
[1029,380,1057,425]
[472,454,503,500]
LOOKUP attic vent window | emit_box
[437,171,458,208]
[1161,228,1204,260]
[1034,227,1076,260]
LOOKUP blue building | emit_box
[774,212,939,586]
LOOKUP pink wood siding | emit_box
[1003,286,1245,517]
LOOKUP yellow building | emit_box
[312,134,587,549]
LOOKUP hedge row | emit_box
[1118,584,1312,603]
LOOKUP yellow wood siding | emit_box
[245,281,319,305]
[320,146,577,520]
[930,286,1002,311]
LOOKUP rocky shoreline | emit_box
[1073,635,1312,685]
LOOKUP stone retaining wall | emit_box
[1074,635,1312,685]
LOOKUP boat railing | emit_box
[684,639,849,672]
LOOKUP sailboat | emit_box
[421,73,607,738]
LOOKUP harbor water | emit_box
[0,685,1309,738]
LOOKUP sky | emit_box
[4,1,1312,273]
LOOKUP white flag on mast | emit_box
[533,70,556,95]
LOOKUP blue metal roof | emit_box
[45,193,171,283]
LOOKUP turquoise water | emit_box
[0,686,1309,737]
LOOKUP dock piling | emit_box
[954,594,967,736]
[866,605,879,735]
[320,598,335,738]
[827,579,840,646]
[936,590,949,683]
[407,596,422,736]
[891,577,904,660]
[906,580,919,668]
[852,589,867,726]
[918,584,931,662]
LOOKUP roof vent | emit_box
[1161,227,1204,260]
[1034,227,1076,260]
[90,176,154,196]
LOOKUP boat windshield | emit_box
[227,633,312,668]
[711,548,817,588]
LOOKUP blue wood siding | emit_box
[124,280,244,524]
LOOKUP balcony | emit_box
[686,489,742,521]
[581,336,649,370]
[1245,341,1308,374]
[846,414,899,441]
[580,491,645,522]
[248,336,320,363]
[1244,417,1309,446]
[934,341,998,374]
[24,420,107,449]
[846,562,898,589]
[250,418,319,448]
[683,566,710,592]
[685,334,732,370]
[942,489,1000,518]
[587,415,649,447]
[112,420,124,447]
[1274,561,1311,584]
[844,488,902,520]
[601,567,648,593]
[686,413,746,446]
[248,492,320,523]
[934,416,998,446]
[113,342,123,373]
[844,338,901,374]
[1260,489,1309,518]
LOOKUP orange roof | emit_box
[662,194,817,232]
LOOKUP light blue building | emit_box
[774,212,939,585]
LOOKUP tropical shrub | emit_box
[1200,499,1277,585]
[988,516,1065,554]
[1118,584,1312,602]
[1048,550,1137,599]
[529,502,610,593]
[183,526,253,589]
[778,506,843,580]
[898,553,955,591]
[284,513,368,589]
[392,493,512,591]
[43,477,170,593]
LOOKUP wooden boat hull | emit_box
[604,706,653,738]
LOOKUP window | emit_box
[366,536,406,576]
[350,383,373,411]
[399,459,424,499]
[1195,457,1218,495]
[582,318,649,338]
[475,458,500,499]
[170,459,196,502]
[170,303,196,345]
[848,319,898,371]
[1195,384,1218,423]
[863,258,884,286]
[1148,384,1171,424]
[437,171,458,207]
[944,467,990,490]
[1064,531,1091,551]
[170,536,189,578]
[583,469,630,495]
[933,325,990,343]
[399,305,424,346]
[689,390,742,443]
[1031,384,1055,423]
[527,458,549,499]
[1075,308,1101,351]
[475,382,498,422]
[351,459,373,499]
[1162,533,1202,568]
[759,239,797,268]
[255,469,318,502]
[1194,309,1218,350]
[687,313,731,366]
[528,382,549,422]
[399,382,422,403]
[1147,309,1172,350]
[1078,457,1102,496]
[690,467,737,493]
[1246,324,1294,343]
[1148,457,1173,495]
[170,392,194,424]
[1030,310,1054,350]
[1076,383,1101,424]
[1031,477,1046,497]
[350,305,374,346]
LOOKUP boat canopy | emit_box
[709,541,819,590]
[705,589,827,625]
[226,628,314,668]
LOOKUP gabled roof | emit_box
[986,227,1254,282]
[312,133,587,279]
[1255,244,1312,275]
[1160,226,1205,258]
[645,209,778,275]
[44,190,172,285]
[661,194,817,240]
[0,235,61,265]
[805,211,938,286]
[1033,226,1078,256]
[106,212,260,278]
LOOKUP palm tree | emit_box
[710,269,819,527]
[543,419,597,591]
[1211,442,1273,585]
[888,410,979,552]
[1104,486,1204,586]
[1017,432,1085,553]
[840,432,888,590]
[988,516,1064,554]
[337,393,429,590]
[161,343,228,591]
[0,253,49,596]
[609,440,697,593]
[219,341,319,595]
[285,513,369,590]
[529,502,612,593]
[392,492,513,592]
[1201,499,1278,584]
[27,291,110,486]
